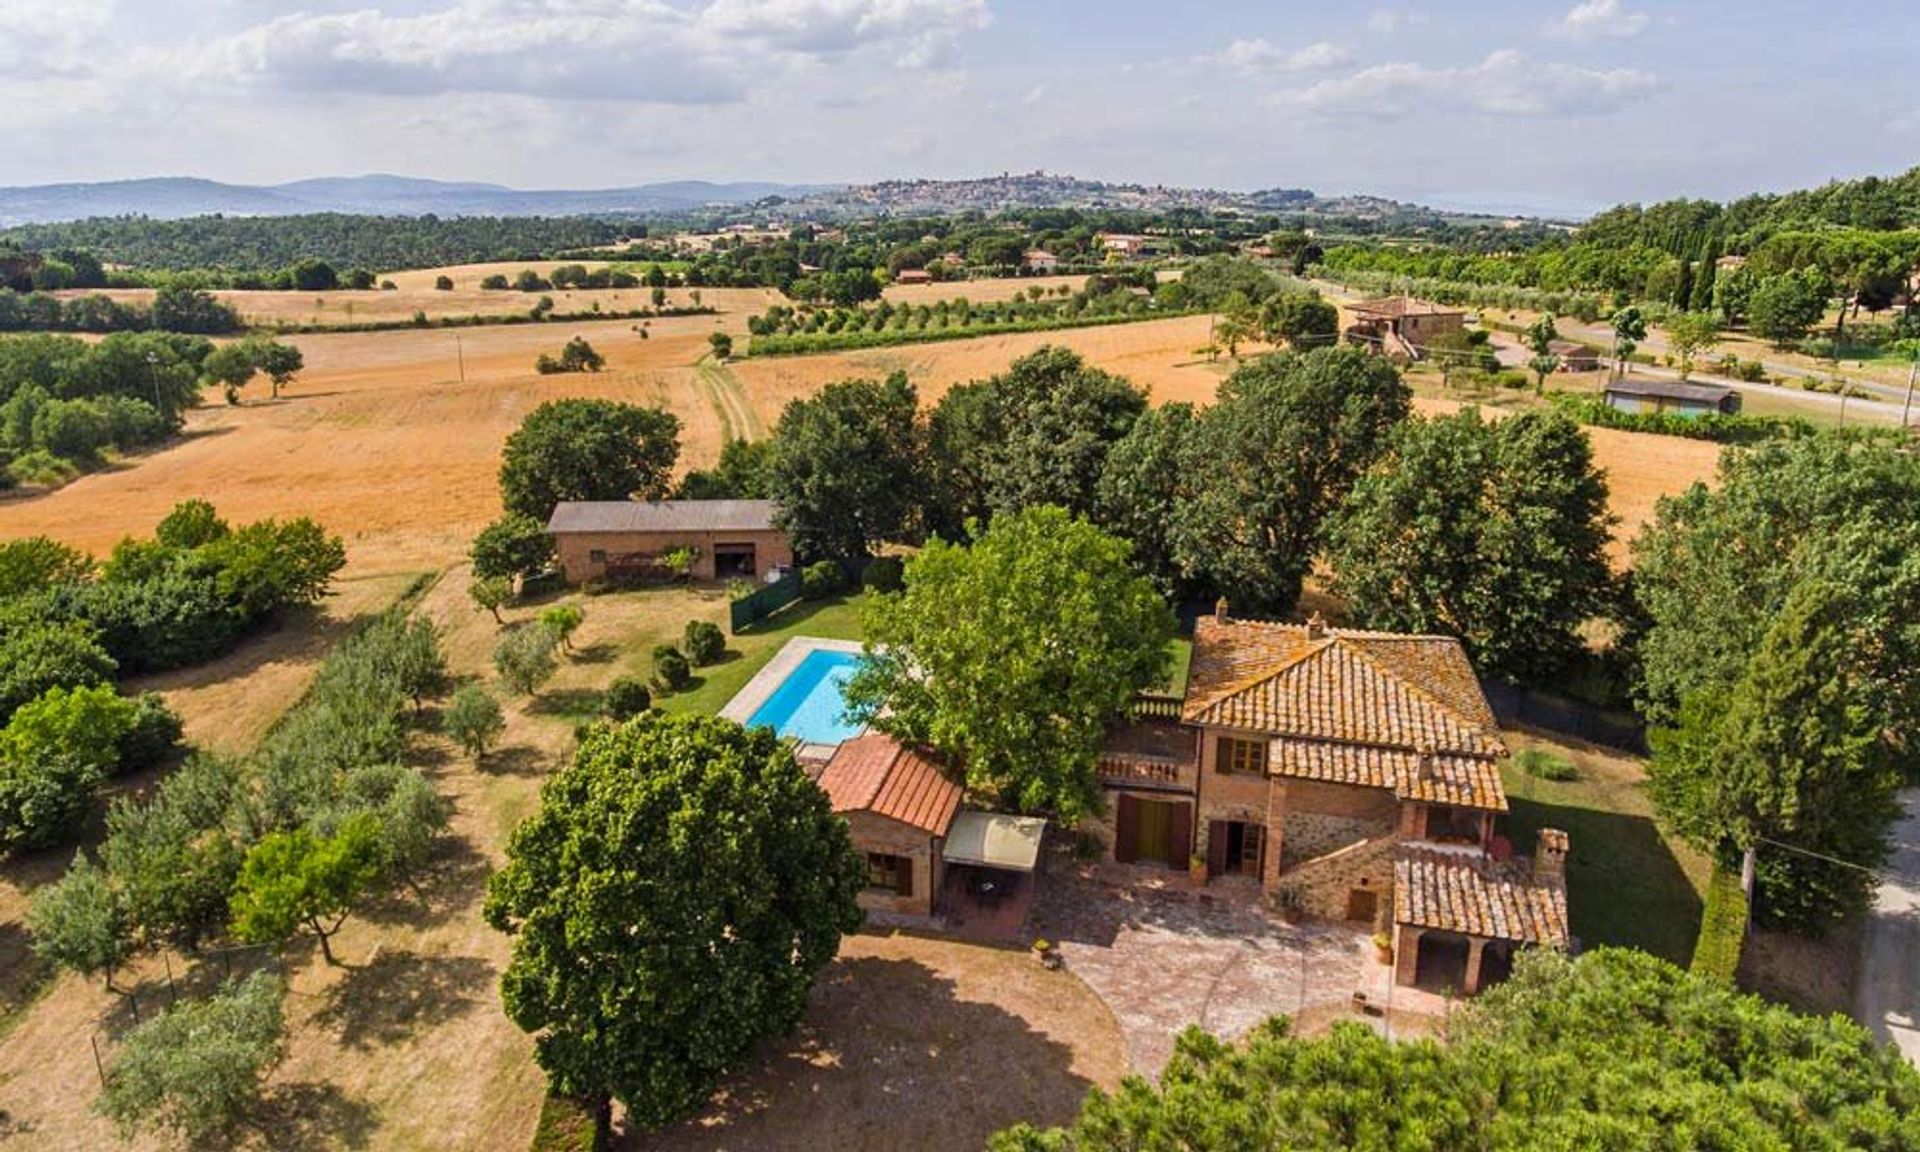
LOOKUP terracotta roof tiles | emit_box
[1394,847,1569,946]
[816,734,963,836]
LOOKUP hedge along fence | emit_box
[745,307,1200,358]
[1545,391,1821,446]
[258,304,716,336]
[1690,862,1750,984]
[729,570,803,634]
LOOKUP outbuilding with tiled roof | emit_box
[816,734,964,918]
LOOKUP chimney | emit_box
[1305,612,1328,641]
[1534,828,1569,883]
[1417,749,1435,780]
[1214,597,1230,624]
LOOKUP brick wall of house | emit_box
[845,811,940,919]
[1194,726,1280,876]
[553,528,794,584]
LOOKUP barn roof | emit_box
[1603,377,1735,405]
[816,734,964,836]
[1349,295,1465,320]
[547,499,779,535]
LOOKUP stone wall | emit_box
[1277,832,1398,924]
[846,811,940,919]
[553,527,794,584]
[1281,810,1395,869]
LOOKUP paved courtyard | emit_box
[1031,863,1449,1075]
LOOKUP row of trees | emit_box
[0,504,346,854]
[0,284,242,335]
[29,607,450,1144]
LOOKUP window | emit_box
[1217,736,1268,776]
[588,549,607,563]
[866,852,912,896]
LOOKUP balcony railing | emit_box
[1097,755,1188,789]
[1128,692,1184,722]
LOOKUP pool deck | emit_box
[721,636,867,763]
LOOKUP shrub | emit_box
[434,275,455,291]
[118,693,184,774]
[1515,747,1579,781]
[1691,864,1749,983]
[603,676,652,720]
[651,645,690,693]
[861,555,905,594]
[0,751,100,852]
[800,560,842,600]
[97,972,287,1146]
[531,1093,606,1152]
[442,684,506,760]
[682,620,725,666]
[494,626,559,696]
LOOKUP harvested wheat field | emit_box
[0,314,752,573]
[55,279,780,329]
[0,309,1716,578]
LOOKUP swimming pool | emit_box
[744,648,867,745]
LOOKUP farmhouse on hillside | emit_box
[547,499,794,584]
[1603,376,1740,419]
[1344,296,1466,360]
[894,268,934,285]
[1092,605,1569,995]
[1023,249,1060,273]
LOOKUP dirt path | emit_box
[695,355,761,442]
[1859,788,1920,1065]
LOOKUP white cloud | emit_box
[1364,8,1426,34]
[182,0,991,105]
[0,0,114,77]
[1553,0,1649,40]
[1209,38,1353,76]
[1284,49,1661,119]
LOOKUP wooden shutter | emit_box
[1169,803,1193,869]
[1114,795,1139,864]
[896,855,914,899]
[1207,821,1230,876]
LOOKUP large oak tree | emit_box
[484,713,864,1138]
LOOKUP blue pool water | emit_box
[746,649,866,745]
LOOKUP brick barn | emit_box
[546,499,794,584]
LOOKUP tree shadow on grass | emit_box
[478,743,549,778]
[622,955,1094,1152]
[252,1081,379,1152]
[571,642,619,665]
[358,833,492,931]
[310,950,493,1051]
[1503,795,1704,964]
[527,688,604,719]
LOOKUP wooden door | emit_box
[1345,887,1378,924]
[1135,800,1172,865]
[1115,795,1139,864]
[1207,821,1230,876]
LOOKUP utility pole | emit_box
[455,333,466,383]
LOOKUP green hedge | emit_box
[260,305,714,336]
[529,1093,604,1152]
[1690,863,1749,983]
[1545,391,1806,445]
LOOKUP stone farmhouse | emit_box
[1344,295,1466,360]
[1092,604,1570,994]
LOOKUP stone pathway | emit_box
[1031,867,1442,1075]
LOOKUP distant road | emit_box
[1860,789,1920,1065]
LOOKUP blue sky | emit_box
[2,0,1914,214]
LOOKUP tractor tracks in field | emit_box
[694,354,761,444]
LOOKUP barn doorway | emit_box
[1115,795,1192,868]
[714,543,758,579]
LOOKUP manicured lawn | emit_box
[1499,730,1712,965]
[658,593,869,717]
[1163,637,1192,696]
